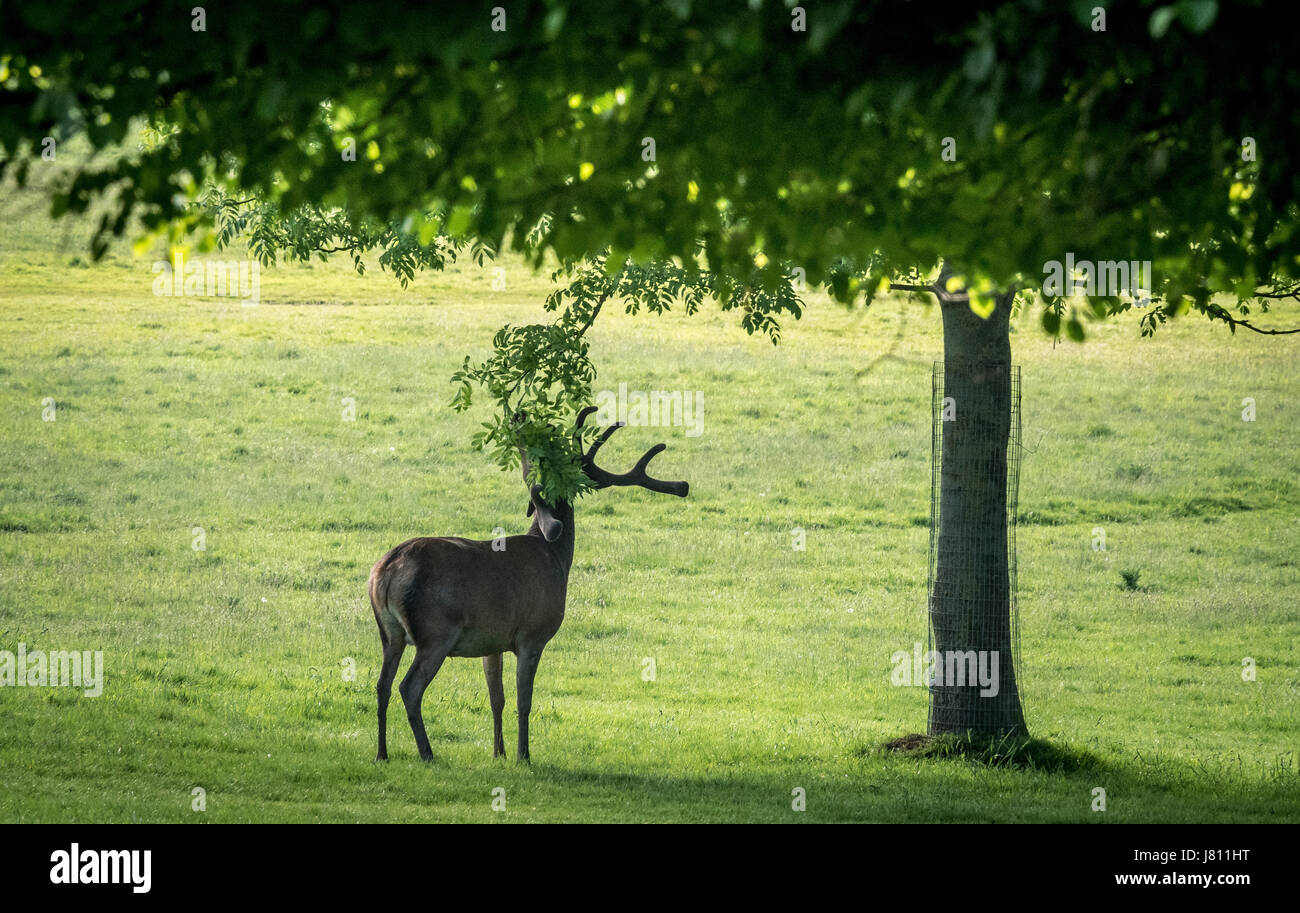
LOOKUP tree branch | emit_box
[574,292,607,337]
[1253,287,1300,300]
[1207,301,1300,335]
[889,282,936,294]
[1229,317,1300,335]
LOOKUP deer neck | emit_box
[528,500,575,576]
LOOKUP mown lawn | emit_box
[1,175,1297,822]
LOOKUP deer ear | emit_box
[537,513,564,542]
[528,485,564,542]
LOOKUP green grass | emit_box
[1,169,1298,822]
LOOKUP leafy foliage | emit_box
[201,187,492,283]
[449,248,806,501]
[448,310,601,504]
[5,1,1298,318]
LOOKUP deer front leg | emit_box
[514,645,545,764]
[483,653,506,758]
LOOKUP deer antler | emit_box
[576,407,689,496]
[573,405,600,444]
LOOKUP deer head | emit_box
[522,404,689,544]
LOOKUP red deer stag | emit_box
[367,406,689,762]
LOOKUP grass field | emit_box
[1,174,1297,822]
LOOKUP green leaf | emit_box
[968,291,995,319]
[964,44,995,82]
[1177,0,1218,33]
[417,214,441,246]
[1149,6,1178,38]
[446,205,473,238]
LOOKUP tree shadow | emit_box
[872,732,1102,773]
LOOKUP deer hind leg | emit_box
[375,628,406,762]
[483,653,506,759]
[398,634,457,762]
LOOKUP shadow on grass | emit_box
[868,732,1102,773]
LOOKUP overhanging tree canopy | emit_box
[4,2,1297,308]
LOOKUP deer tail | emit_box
[369,556,416,647]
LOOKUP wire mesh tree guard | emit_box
[926,361,1025,737]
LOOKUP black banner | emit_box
[0,823,1280,898]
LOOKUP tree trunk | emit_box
[928,275,1027,738]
